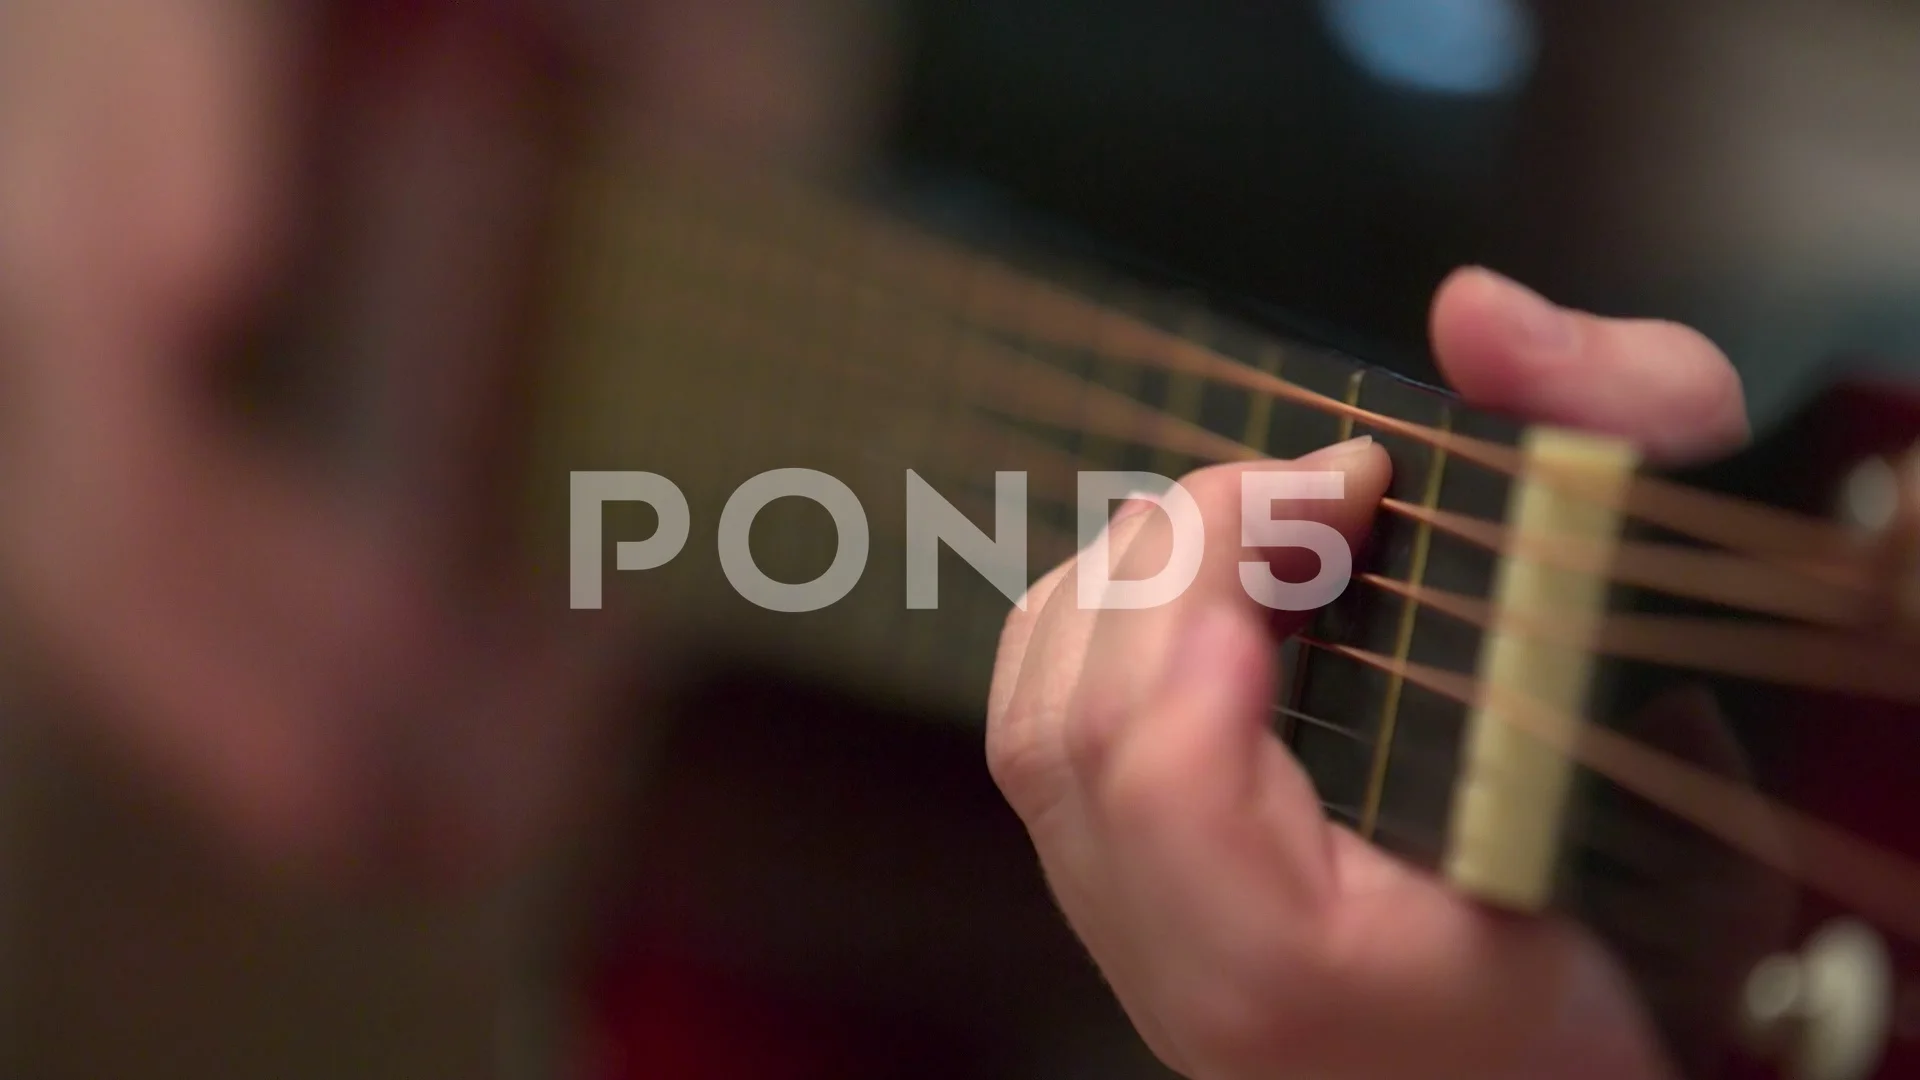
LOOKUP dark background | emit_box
[882,0,1920,429]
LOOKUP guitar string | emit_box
[875,322,1920,930]
[996,486,1911,707]
[1379,500,1869,625]
[636,171,1864,566]
[799,446,1920,889]
[698,413,1879,872]
[1284,666,1813,904]
[622,254,1917,706]
[1318,641,1920,948]
[625,198,1883,629]
[918,220,1859,566]
[628,247,1881,640]
[1359,574,1920,706]
[588,174,1920,940]
[957,364,1875,628]
[706,250,1441,821]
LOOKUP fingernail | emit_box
[1480,268,1578,356]
[1296,435,1375,466]
[1111,489,1161,524]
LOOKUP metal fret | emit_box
[1359,408,1453,840]
[1151,309,1212,477]
[1280,366,1371,784]
[1275,670,1463,784]
[1238,344,1317,746]
[1336,369,1366,441]
[1322,803,1363,826]
[1276,705,1372,743]
[1241,344,1284,456]
[535,165,1540,724]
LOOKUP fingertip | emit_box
[1343,439,1395,504]
[1430,266,1751,464]
[1429,266,1566,410]
[1429,265,1503,343]
[1289,436,1393,542]
[1567,315,1750,464]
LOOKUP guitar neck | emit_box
[521,155,1535,870]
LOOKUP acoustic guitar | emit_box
[523,147,1920,1080]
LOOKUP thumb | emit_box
[1430,267,1749,465]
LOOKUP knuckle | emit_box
[987,561,1089,823]
[996,683,1129,820]
[988,560,1072,721]
[1010,556,1074,630]
[1060,692,1125,783]
[985,699,1059,810]
[983,702,1033,785]
[998,587,1039,650]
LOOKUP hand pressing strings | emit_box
[987,268,1751,1080]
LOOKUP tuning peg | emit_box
[1837,448,1920,627]
[1838,454,1901,535]
[1741,919,1893,1080]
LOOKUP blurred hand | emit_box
[985,267,1748,1079]
[0,0,869,886]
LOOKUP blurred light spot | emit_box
[1320,0,1537,97]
